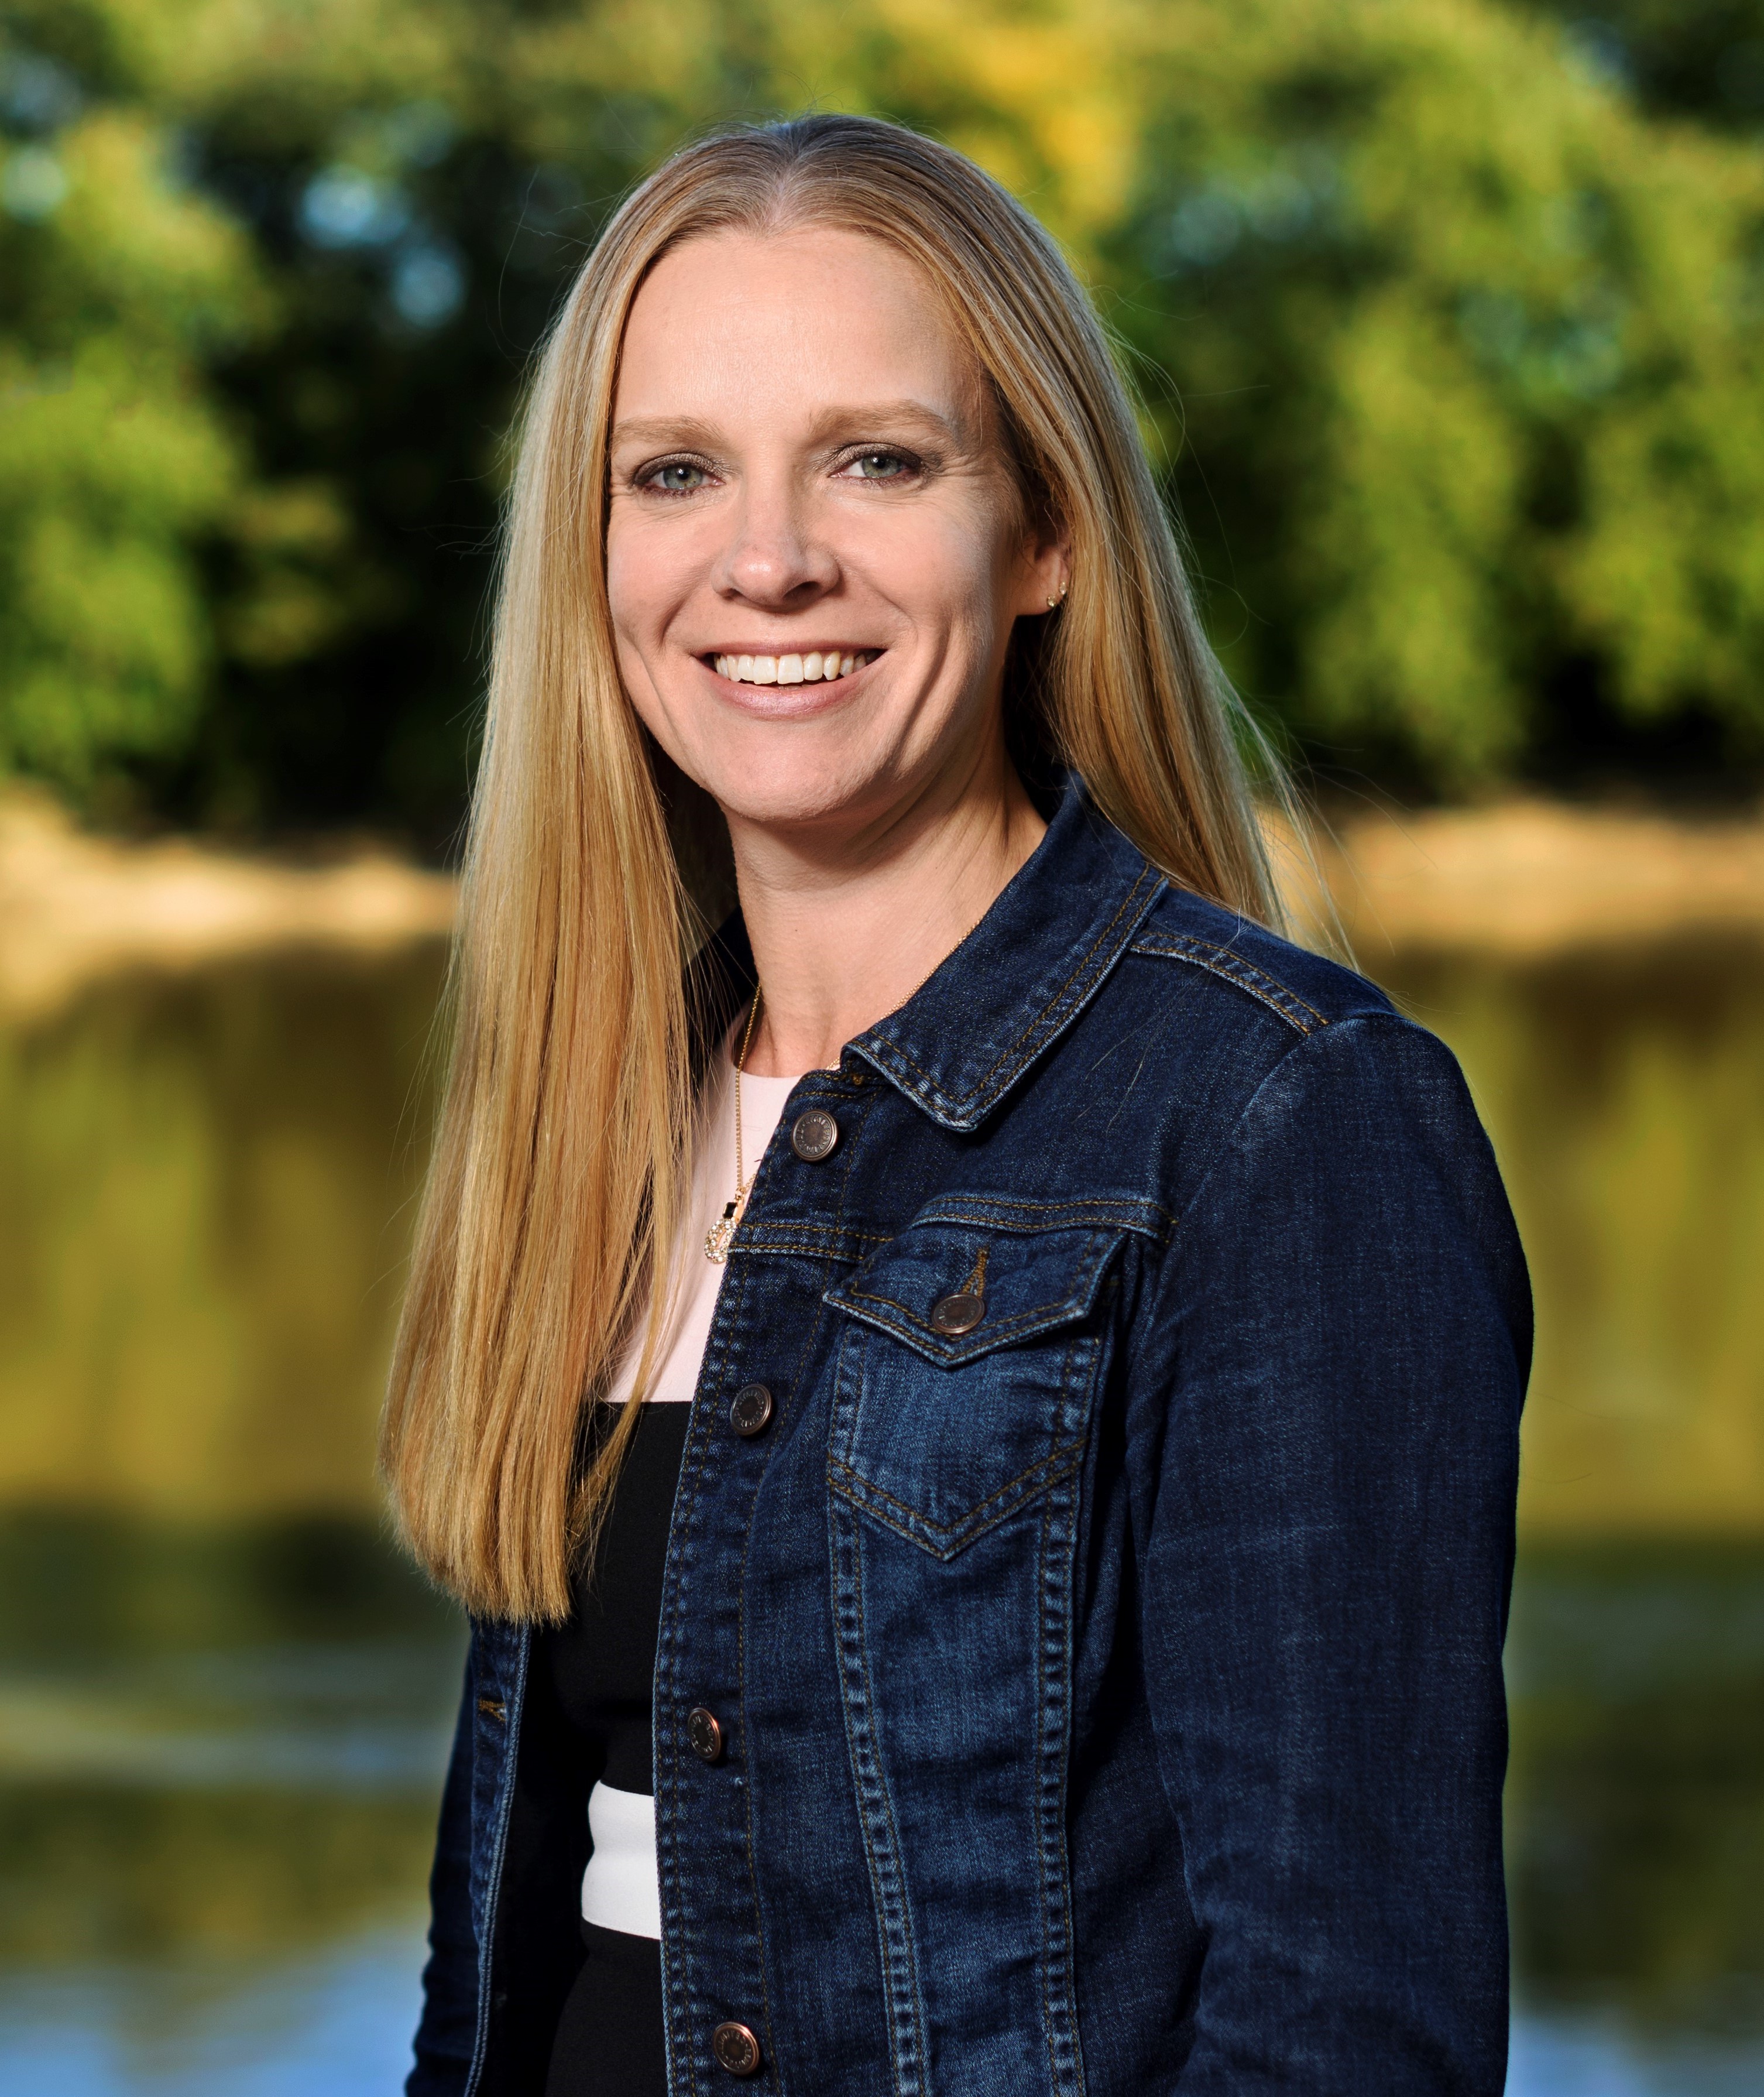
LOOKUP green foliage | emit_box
[1519,2,1764,129]
[0,44,258,795]
[2,0,1763,827]
[1108,0,1764,786]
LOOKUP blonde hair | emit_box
[381,114,1288,1621]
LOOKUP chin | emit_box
[695,751,904,836]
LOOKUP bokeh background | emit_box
[2,2,1762,2091]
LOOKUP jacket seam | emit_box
[726,1252,790,2094]
[902,1197,1173,1238]
[828,1440,1087,1557]
[656,1243,748,2096]
[1035,1469,1088,2097]
[829,1331,932,2094]
[1129,928,1329,1034]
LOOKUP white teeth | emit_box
[713,650,874,687]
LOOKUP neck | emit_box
[727,743,1046,1078]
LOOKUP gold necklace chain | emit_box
[705,989,763,1265]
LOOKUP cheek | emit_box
[605,509,710,646]
[603,519,659,642]
[868,505,1014,648]
[603,531,683,755]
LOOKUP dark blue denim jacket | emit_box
[409,777,1530,2097]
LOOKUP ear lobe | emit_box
[1035,540,1070,611]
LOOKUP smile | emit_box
[710,650,878,687]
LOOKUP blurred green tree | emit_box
[2,0,1762,834]
[1106,0,1764,790]
[1519,4,1764,130]
[0,12,257,804]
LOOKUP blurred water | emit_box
[1384,940,1764,1538]
[0,1932,427,2095]
[1506,2019,1764,2095]
[0,938,1759,2090]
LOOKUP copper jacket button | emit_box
[686,1706,724,1763]
[790,1108,839,1161]
[711,2021,762,2076]
[729,1383,774,1437]
[930,1291,984,1335]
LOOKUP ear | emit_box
[1012,523,1072,619]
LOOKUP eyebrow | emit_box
[610,414,722,451]
[610,398,976,453]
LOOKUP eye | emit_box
[641,459,710,495]
[839,448,918,484]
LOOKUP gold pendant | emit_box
[705,1201,737,1265]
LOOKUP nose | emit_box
[711,474,839,608]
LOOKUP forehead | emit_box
[613,224,985,436]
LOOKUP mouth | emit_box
[706,649,880,687]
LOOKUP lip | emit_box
[694,648,882,718]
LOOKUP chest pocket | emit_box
[823,1221,1126,1560]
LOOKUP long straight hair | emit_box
[381,114,1289,1622]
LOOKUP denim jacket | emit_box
[409,776,1530,2097]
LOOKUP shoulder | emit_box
[1060,880,1490,1217]
[1095,886,1523,1317]
[1123,881,1398,1040]
[1107,880,1446,1111]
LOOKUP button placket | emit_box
[660,1084,868,2092]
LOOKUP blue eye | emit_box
[846,450,913,481]
[648,461,706,493]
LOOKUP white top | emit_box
[581,1782,664,1937]
[581,1034,807,1938]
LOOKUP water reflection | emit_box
[1508,1544,1764,2063]
[0,1508,459,2091]
[1381,939,1764,1537]
[0,949,446,1516]
[0,1512,461,1966]
[0,938,1759,2090]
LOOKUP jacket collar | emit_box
[698,776,1164,1133]
[853,776,1163,1131]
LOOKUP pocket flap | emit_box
[824,1221,1125,1367]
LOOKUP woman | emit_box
[388,115,1529,2097]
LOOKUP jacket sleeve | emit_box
[407,1646,481,2097]
[1137,1012,1529,2095]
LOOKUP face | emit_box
[605,225,1062,847]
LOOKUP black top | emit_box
[544,1401,692,1796]
[538,1403,689,2097]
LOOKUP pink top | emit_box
[602,1043,802,1406]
